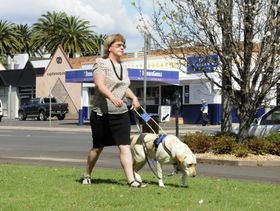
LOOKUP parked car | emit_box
[18,97,68,121]
[0,99,3,122]
[232,106,280,137]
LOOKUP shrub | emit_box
[247,137,272,155]
[212,134,238,154]
[264,132,280,156]
[269,142,280,156]
[182,132,214,153]
[215,131,239,139]
[233,144,249,158]
[265,132,280,143]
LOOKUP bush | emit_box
[233,144,249,158]
[265,132,280,143]
[181,130,280,156]
[182,132,214,153]
[264,132,280,156]
[269,142,280,156]
[247,137,272,155]
[212,134,238,154]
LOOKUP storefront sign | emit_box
[187,54,219,73]
[65,69,93,83]
[128,68,179,83]
[65,68,179,84]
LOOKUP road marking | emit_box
[5,156,86,163]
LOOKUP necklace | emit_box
[110,59,123,80]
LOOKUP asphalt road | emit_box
[0,119,279,184]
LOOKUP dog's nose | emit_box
[187,165,196,177]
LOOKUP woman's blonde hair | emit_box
[102,33,126,59]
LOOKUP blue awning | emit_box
[65,68,179,84]
[128,68,179,83]
[65,69,93,83]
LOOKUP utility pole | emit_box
[143,33,151,110]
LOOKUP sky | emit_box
[0,0,154,53]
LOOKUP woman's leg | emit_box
[84,147,103,177]
[118,144,135,183]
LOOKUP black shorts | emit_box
[90,111,131,147]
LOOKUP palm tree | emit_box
[83,34,107,56]
[0,20,20,56]
[58,15,98,57]
[12,24,34,56]
[32,11,67,56]
[32,11,101,57]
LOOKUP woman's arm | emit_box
[126,88,140,110]
[94,73,124,107]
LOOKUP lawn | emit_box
[0,164,279,211]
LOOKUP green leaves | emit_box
[0,11,104,58]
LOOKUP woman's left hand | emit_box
[131,98,140,110]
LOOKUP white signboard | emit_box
[158,105,171,122]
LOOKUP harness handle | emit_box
[134,106,167,135]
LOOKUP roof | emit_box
[69,56,97,68]
[0,69,22,86]
[0,60,46,86]
[30,59,50,69]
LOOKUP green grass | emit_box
[0,164,279,211]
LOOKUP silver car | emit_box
[232,106,280,137]
[249,106,280,136]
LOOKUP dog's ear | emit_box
[176,154,186,163]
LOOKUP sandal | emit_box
[81,176,91,185]
[128,180,146,188]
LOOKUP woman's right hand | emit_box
[110,96,124,107]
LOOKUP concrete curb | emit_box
[197,158,280,166]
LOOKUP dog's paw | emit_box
[134,172,142,182]
[158,180,165,187]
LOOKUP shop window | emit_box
[136,86,159,104]
[19,86,36,105]
[88,87,95,105]
[184,85,190,104]
[136,87,143,98]
[161,85,182,115]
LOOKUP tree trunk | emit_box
[238,115,253,143]
[221,89,232,133]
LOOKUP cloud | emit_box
[0,0,146,52]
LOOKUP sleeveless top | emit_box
[92,58,130,114]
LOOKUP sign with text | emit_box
[65,68,179,84]
[187,54,219,73]
[65,69,93,83]
[128,68,179,84]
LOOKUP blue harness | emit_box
[154,134,167,151]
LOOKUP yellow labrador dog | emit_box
[130,133,196,187]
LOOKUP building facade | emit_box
[0,46,279,124]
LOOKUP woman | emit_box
[81,34,144,187]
